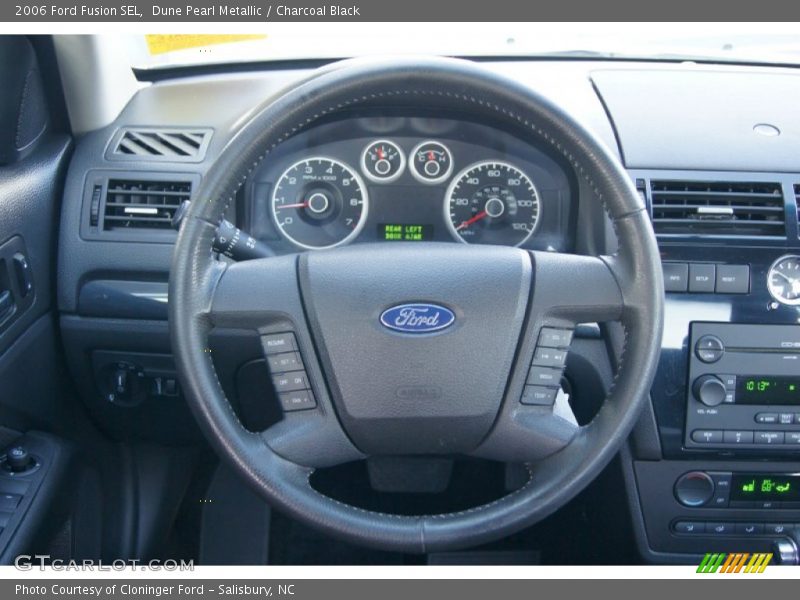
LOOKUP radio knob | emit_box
[674,471,715,507]
[693,375,727,407]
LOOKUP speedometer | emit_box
[271,157,368,250]
[444,161,540,246]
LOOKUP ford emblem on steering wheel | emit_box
[379,303,456,334]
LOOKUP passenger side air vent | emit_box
[650,180,786,238]
[108,128,212,162]
[102,179,191,231]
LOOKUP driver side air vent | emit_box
[650,180,785,238]
[102,179,192,231]
[108,128,212,162]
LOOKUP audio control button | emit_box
[692,430,723,443]
[779,413,794,425]
[719,374,737,390]
[674,471,715,507]
[693,375,727,406]
[695,335,725,363]
[755,413,779,425]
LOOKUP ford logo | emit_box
[380,303,455,334]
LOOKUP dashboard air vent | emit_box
[102,179,191,231]
[650,180,785,237]
[109,128,211,161]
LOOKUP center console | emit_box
[622,170,800,563]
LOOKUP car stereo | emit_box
[685,323,800,450]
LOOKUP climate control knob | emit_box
[674,471,715,507]
[693,375,727,407]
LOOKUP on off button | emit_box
[695,335,725,363]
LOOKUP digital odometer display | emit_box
[731,474,800,502]
[378,224,434,242]
[736,376,800,405]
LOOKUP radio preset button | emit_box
[786,432,800,445]
[692,430,723,444]
[754,431,784,445]
[674,471,715,507]
[695,335,725,363]
[723,430,754,444]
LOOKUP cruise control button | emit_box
[689,263,716,293]
[735,523,764,535]
[267,352,303,373]
[537,328,573,349]
[755,413,779,424]
[520,385,558,406]
[723,430,753,444]
[279,389,316,412]
[532,347,568,368]
[272,371,310,393]
[692,429,723,443]
[527,366,563,388]
[715,264,750,294]
[673,521,705,534]
[663,262,688,292]
[754,431,784,445]
[695,335,724,363]
[262,332,297,354]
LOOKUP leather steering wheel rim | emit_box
[169,56,664,553]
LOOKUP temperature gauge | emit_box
[361,140,405,183]
[410,140,453,184]
[768,254,800,305]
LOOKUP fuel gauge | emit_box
[361,140,405,183]
[410,140,453,184]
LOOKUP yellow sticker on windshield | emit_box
[145,35,266,56]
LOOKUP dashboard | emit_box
[53,59,800,565]
[246,115,574,253]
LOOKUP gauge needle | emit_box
[456,210,488,231]
[278,201,310,209]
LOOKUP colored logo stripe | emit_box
[697,552,772,573]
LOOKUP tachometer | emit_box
[445,161,540,246]
[271,157,368,249]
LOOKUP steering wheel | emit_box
[169,57,664,553]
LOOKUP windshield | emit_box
[128,23,800,70]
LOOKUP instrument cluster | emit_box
[247,116,574,253]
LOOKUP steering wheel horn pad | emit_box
[170,56,664,553]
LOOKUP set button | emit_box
[263,332,316,412]
[691,429,798,446]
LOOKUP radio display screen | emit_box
[731,474,800,502]
[735,376,800,405]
